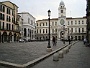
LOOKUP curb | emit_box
[0,41,77,68]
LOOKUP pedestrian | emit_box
[68,38,71,44]
[63,40,65,44]
[52,36,56,46]
[83,38,87,45]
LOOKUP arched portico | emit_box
[2,32,7,42]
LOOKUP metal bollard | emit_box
[53,53,59,61]
[63,47,69,54]
[66,47,69,53]
[68,45,72,49]
[59,51,64,58]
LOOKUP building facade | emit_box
[17,15,23,39]
[36,1,86,40]
[0,1,20,43]
[18,12,36,41]
[86,0,90,43]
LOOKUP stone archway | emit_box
[2,32,7,42]
[24,28,27,37]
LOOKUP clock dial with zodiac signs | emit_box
[60,19,65,25]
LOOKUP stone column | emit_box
[26,28,28,41]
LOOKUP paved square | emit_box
[0,41,66,64]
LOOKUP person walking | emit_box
[68,38,71,44]
[63,40,65,44]
[83,38,87,45]
[52,36,56,46]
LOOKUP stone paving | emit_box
[31,41,90,68]
[0,41,68,65]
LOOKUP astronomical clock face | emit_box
[60,19,65,25]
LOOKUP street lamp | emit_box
[47,10,52,52]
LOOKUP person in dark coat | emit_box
[52,36,56,46]
[68,38,71,44]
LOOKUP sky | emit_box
[1,0,87,20]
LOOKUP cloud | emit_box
[1,0,86,20]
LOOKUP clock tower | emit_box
[58,1,66,25]
[58,1,67,40]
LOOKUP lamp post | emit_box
[47,9,51,48]
[47,10,52,52]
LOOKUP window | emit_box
[71,28,73,33]
[43,23,44,26]
[82,20,84,24]
[52,29,54,33]
[61,6,62,8]
[43,29,44,33]
[0,5,2,11]
[40,29,41,33]
[82,28,84,32]
[12,25,13,30]
[46,36,47,39]
[3,6,5,12]
[2,14,5,20]
[79,28,80,33]
[12,17,14,23]
[9,24,10,30]
[0,13,4,20]
[75,20,77,24]
[55,22,57,26]
[78,21,80,24]
[2,22,4,29]
[13,17,15,23]
[37,29,38,33]
[12,10,14,15]
[75,28,77,33]
[6,23,8,30]
[0,5,5,12]
[68,28,69,33]
[71,21,73,25]
[7,15,8,21]
[68,21,69,25]
[7,8,11,14]
[37,23,38,26]
[9,16,10,22]
[61,10,63,13]
[46,22,47,26]
[9,9,10,14]
[55,29,57,33]
[46,29,47,33]
[52,22,54,26]
[7,8,8,14]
